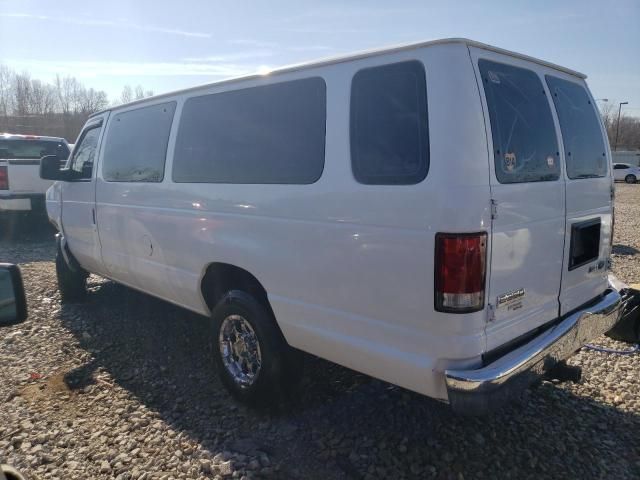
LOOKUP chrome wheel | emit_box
[218,314,262,388]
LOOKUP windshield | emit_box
[0,139,70,160]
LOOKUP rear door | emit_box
[545,75,612,315]
[470,47,566,350]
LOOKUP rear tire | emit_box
[625,174,636,184]
[211,290,303,407]
[56,246,87,303]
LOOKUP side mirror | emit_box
[40,155,69,181]
[0,264,27,326]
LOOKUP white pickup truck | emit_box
[0,133,71,216]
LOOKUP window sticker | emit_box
[547,155,555,167]
[504,152,516,172]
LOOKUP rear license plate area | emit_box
[569,219,601,270]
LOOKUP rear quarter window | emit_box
[545,76,607,179]
[350,60,429,185]
[479,60,560,184]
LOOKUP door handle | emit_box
[92,208,96,225]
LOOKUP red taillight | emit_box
[435,232,487,313]
[0,166,8,190]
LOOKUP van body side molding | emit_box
[445,275,625,415]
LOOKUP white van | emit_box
[42,39,624,414]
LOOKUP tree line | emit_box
[600,102,640,151]
[0,64,152,142]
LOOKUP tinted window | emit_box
[350,60,429,185]
[173,78,326,184]
[546,76,607,179]
[0,139,69,160]
[614,164,628,170]
[479,60,559,183]
[70,127,101,179]
[103,102,176,182]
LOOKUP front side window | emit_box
[350,60,429,185]
[102,102,176,182]
[545,76,607,179]
[173,78,326,184]
[479,60,559,184]
[70,126,101,179]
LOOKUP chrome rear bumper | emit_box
[445,276,625,415]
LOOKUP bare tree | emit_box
[0,65,14,120]
[1,63,115,139]
[121,85,133,104]
[615,115,640,150]
[78,88,108,114]
[599,102,616,135]
[28,79,56,116]
[134,85,145,100]
[56,75,72,115]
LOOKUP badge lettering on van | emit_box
[504,152,517,171]
[497,288,525,308]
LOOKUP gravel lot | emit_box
[1,185,639,480]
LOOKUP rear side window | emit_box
[545,76,607,179]
[0,140,69,160]
[102,102,176,182]
[350,60,429,185]
[479,60,559,184]
[173,77,326,184]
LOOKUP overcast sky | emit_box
[1,0,638,114]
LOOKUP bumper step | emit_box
[445,276,626,415]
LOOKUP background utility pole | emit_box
[614,101,629,151]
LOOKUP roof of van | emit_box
[91,38,587,117]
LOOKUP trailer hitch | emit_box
[545,361,582,383]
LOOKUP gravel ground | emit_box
[1,185,639,480]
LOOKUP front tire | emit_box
[211,290,302,406]
[625,174,637,184]
[55,246,87,303]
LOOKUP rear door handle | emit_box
[92,208,96,224]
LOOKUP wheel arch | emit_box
[200,262,271,314]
